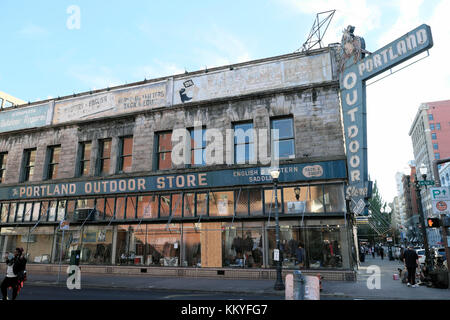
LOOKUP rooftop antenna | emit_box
[296,9,336,53]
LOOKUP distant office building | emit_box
[409,99,450,247]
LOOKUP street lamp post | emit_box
[414,163,433,271]
[270,168,285,290]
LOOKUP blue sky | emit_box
[1,0,449,204]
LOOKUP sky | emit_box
[1,0,449,205]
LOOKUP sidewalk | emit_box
[321,256,450,300]
[24,257,450,299]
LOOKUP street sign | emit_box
[419,180,435,186]
[429,187,450,200]
[432,200,450,215]
[274,249,280,262]
[353,199,366,215]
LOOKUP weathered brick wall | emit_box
[0,85,344,184]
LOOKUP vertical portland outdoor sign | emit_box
[339,24,433,214]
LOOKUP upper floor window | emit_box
[234,122,255,164]
[430,123,435,131]
[77,141,92,177]
[189,128,207,166]
[156,132,172,170]
[45,145,61,180]
[21,148,37,182]
[433,143,439,150]
[97,138,112,175]
[436,123,441,130]
[118,136,133,173]
[431,133,437,140]
[0,152,7,183]
[435,153,440,160]
[428,114,434,121]
[271,117,295,160]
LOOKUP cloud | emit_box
[133,60,185,80]
[18,23,48,36]
[68,65,123,91]
[193,26,252,68]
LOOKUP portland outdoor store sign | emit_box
[339,24,433,214]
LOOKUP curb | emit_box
[25,281,285,296]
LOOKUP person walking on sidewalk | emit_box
[380,247,384,260]
[403,245,419,288]
[372,246,375,259]
[1,248,27,300]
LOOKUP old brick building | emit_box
[0,46,357,279]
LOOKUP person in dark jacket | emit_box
[1,248,27,300]
[403,245,419,287]
[295,243,305,268]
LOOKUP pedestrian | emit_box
[1,248,27,300]
[372,246,375,259]
[403,245,419,288]
[380,246,384,260]
[295,243,305,268]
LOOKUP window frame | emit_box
[21,148,37,182]
[118,136,133,173]
[271,116,295,160]
[188,127,207,166]
[97,138,112,176]
[0,152,7,183]
[155,131,173,170]
[233,121,255,164]
[45,145,61,180]
[77,141,92,177]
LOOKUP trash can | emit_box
[70,250,81,266]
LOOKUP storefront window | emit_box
[171,193,183,217]
[267,224,306,268]
[222,223,263,268]
[181,224,201,267]
[16,203,25,222]
[235,189,248,216]
[264,188,282,215]
[137,195,158,219]
[308,185,324,213]
[126,196,137,219]
[160,195,171,218]
[23,226,54,264]
[146,224,181,266]
[197,193,208,216]
[95,198,105,220]
[249,189,263,216]
[80,225,113,264]
[48,201,57,222]
[65,200,76,221]
[54,227,81,264]
[105,198,115,221]
[1,203,9,223]
[32,202,41,221]
[8,203,16,222]
[324,184,345,212]
[283,187,307,214]
[209,191,234,217]
[183,193,195,218]
[306,226,342,268]
[24,203,33,222]
[115,197,126,220]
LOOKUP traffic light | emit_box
[427,217,440,228]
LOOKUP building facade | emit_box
[409,100,450,247]
[0,47,358,276]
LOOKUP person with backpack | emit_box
[1,248,27,300]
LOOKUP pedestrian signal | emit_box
[427,218,440,228]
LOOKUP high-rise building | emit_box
[409,99,450,247]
